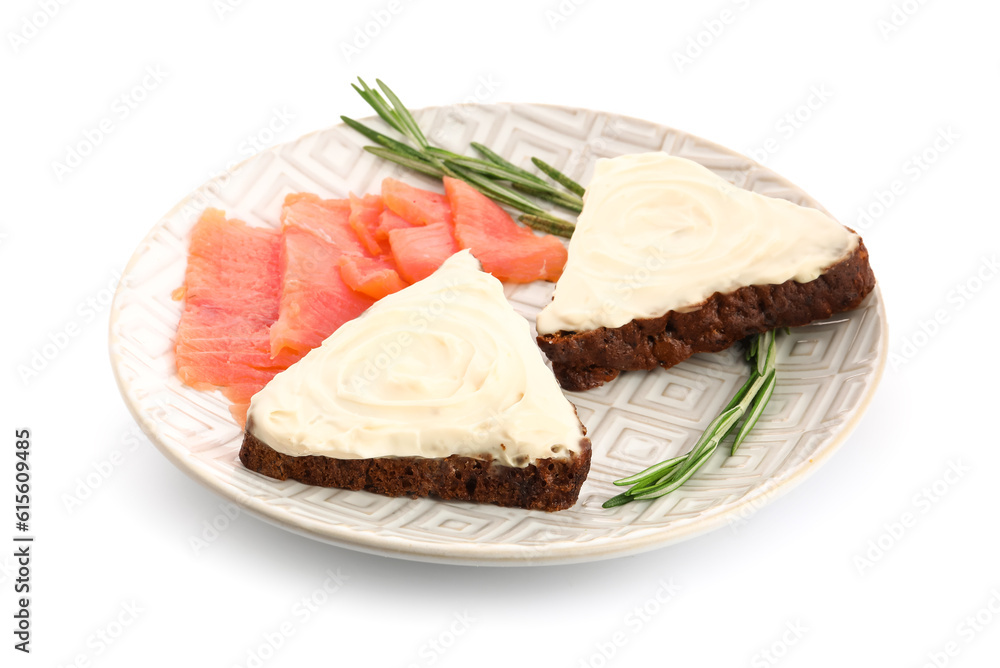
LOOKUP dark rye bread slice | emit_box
[239,424,592,512]
[537,237,876,391]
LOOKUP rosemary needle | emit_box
[732,369,776,455]
[613,454,688,487]
[363,147,444,179]
[471,142,549,187]
[518,214,576,237]
[603,331,781,509]
[531,157,586,197]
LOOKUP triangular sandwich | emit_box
[241,251,591,511]
[535,153,876,390]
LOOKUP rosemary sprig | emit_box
[603,331,780,508]
[343,78,586,237]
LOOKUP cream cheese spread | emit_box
[248,251,584,467]
[535,153,858,334]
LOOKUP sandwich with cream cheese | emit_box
[240,251,591,512]
[535,153,876,390]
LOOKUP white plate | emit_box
[108,103,886,566]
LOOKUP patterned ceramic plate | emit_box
[108,103,886,566]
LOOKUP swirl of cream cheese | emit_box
[535,153,858,334]
[248,250,584,467]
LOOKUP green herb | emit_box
[471,142,549,187]
[363,146,444,179]
[517,214,577,237]
[531,157,586,197]
[510,182,584,213]
[342,78,585,237]
[603,331,780,508]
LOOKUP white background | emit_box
[3,0,999,666]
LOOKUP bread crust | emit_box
[239,428,592,512]
[536,238,876,391]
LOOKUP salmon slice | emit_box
[375,209,414,242]
[339,256,409,299]
[388,222,459,283]
[270,193,375,360]
[382,178,453,226]
[443,177,567,283]
[174,209,295,426]
[229,403,252,426]
[280,193,362,252]
[349,193,386,256]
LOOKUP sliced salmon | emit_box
[270,193,375,360]
[382,178,453,226]
[443,177,567,283]
[375,209,414,242]
[174,209,295,426]
[280,193,362,252]
[339,256,408,300]
[388,222,459,283]
[177,180,567,427]
[349,193,386,256]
